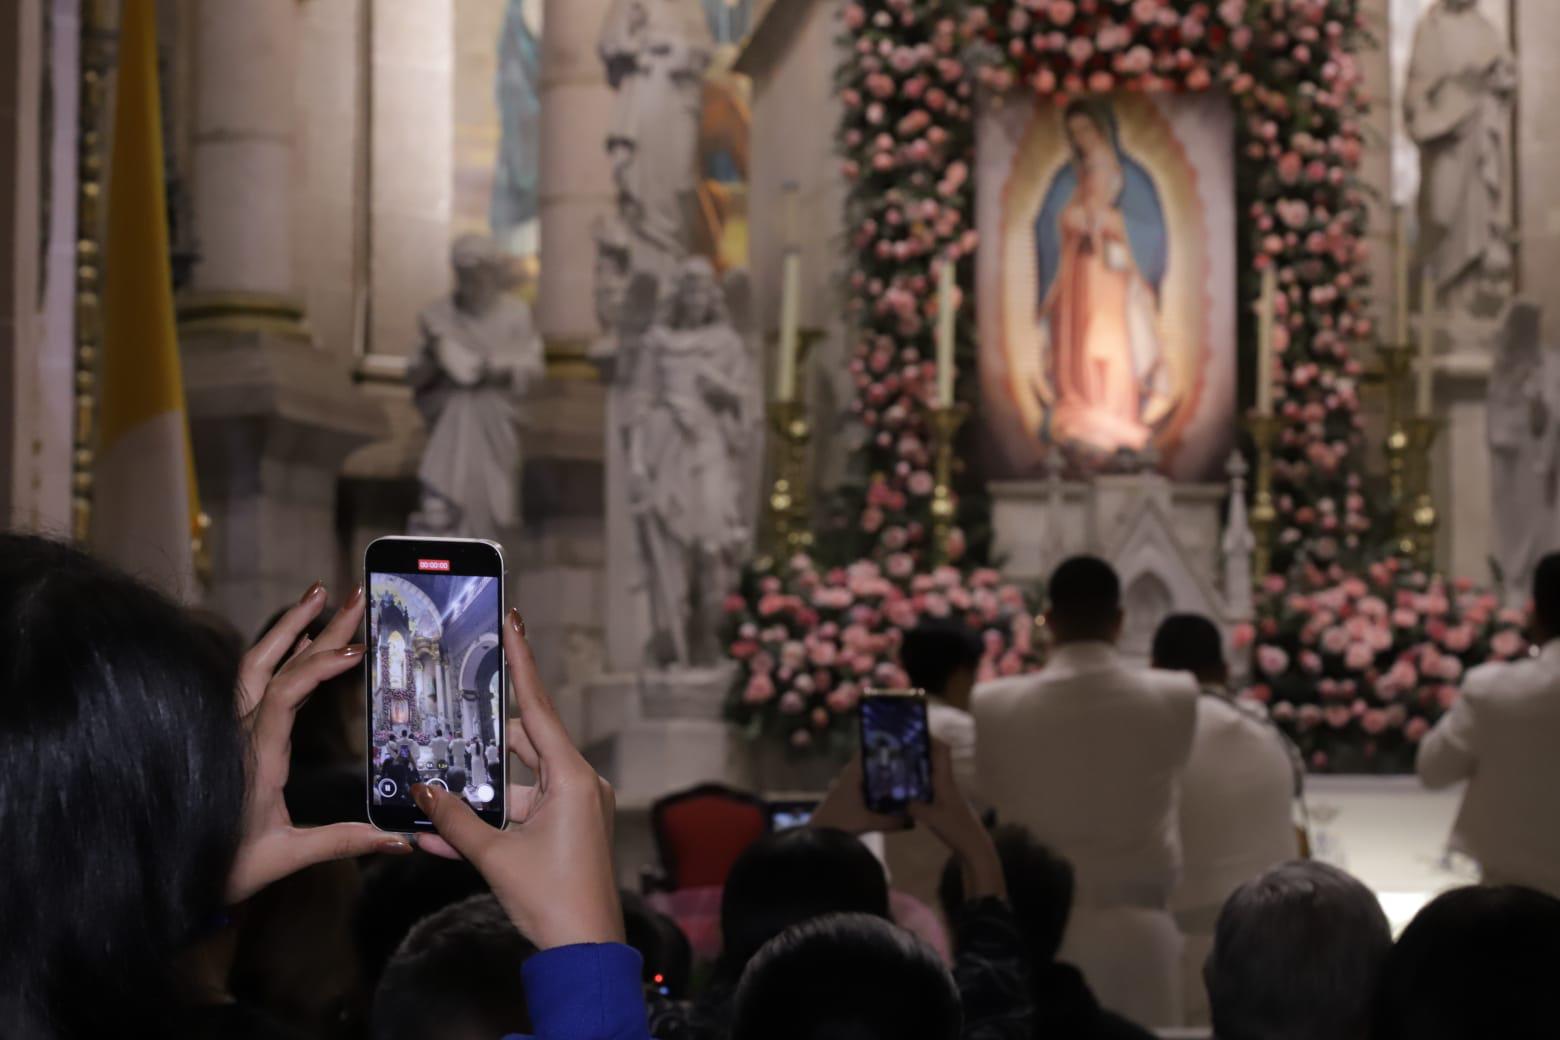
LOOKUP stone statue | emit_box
[614,257,758,666]
[1404,0,1517,319]
[408,234,544,538]
[1487,301,1558,607]
[598,0,712,279]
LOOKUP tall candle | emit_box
[1394,206,1410,347]
[1256,265,1276,416]
[1416,269,1436,416]
[776,250,802,402]
[936,260,957,407]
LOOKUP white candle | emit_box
[1394,206,1410,347]
[1417,269,1436,417]
[936,260,957,407]
[1256,265,1276,416]
[776,250,802,402]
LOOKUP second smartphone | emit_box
[859,687,934,815]
[365,536,508,834]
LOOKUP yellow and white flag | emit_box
[93,0,201,598]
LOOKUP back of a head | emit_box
[719,827,890,980]
[0,534,245,1035]
[1046,555,1122,642]
[1151,613,1227,684]
[355,854,490,992]
[371,894,537,1040]
[900,620,983,697]
[1206,861,1391,1040]
[1375,885,1560,1040]
[732,913,960,1040]
[1533,553,1560,638]
[937,825,1074,964]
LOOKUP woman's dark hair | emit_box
[732,913,960,1040]
[0,534,245,1035]
[718,827,891,983]
[1374,885,1560,1040]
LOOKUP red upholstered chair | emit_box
[649,783,770,892]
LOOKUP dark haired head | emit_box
[900,620,984,707]
[717,827,890,987]
[732,913,960,1040]
[1151,613,1227,685]
[1534,553,1560,641]
[1045,556,1123,644]
[0,534,245,1034]
[355,855,489,992]
[371,893,536,1040]
[938,824,1074,964]
[1205,861,1390,1040]
[1374,885,1560,1040]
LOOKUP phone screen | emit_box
[859,690,932,814]
[767,801,818,831]
[365,537,507,833]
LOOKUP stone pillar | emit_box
[1516,0,1560,345]
[179,0,386,633]
[536,0,615,359]
[183,0,302,328]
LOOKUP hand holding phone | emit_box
[410,610,625,950]
[226,582,413,906]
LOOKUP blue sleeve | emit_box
[507,943,652,1040]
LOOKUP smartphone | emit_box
[767,799,819,832]
[365,536,508,834]
[859,688,933,815]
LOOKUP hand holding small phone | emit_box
[226,582,413,906]
[411,610,624,951]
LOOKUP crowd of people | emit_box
[3,531,1559,1040]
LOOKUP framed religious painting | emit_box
[975,91,1238,482]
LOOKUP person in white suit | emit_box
[1418,553,1560,898]
[1153,613,1302,1027]
[974,556,1198,1029]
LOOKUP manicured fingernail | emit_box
[379,839,413,856]
[346,583,365,606]
[299,580,325,605]
[507,608,526,637]
[337,643,366,658]
[411,783,435,814]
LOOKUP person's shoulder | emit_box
[972,675,1039,717]
[1132,666,1200,704]
[1461,654,1549,701]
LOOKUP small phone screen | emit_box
[767,801,818,831]
[366,538,506,833]
[859,691,932,814]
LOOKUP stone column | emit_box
[1516,0,1560,345]
[536,0,616,360]
[179,0,386,633]
[183,0,302,329]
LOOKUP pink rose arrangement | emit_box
[839,0,1374,575]
[1247,557,1528,773]
[725,555,1042,751]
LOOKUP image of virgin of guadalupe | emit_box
[1033,98,1172,461]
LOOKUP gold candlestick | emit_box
[926,403,970,567]
[1406,416,1444,571]
[757,331,823,569]
[1375,341,1416,558]
[1245,413,1280,583]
